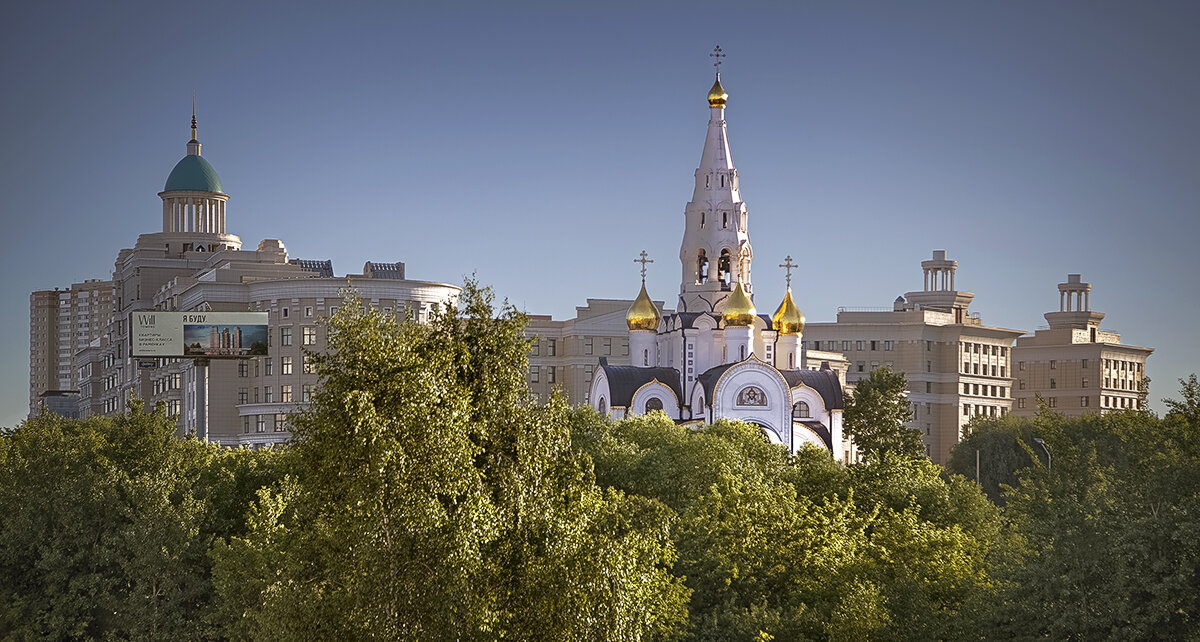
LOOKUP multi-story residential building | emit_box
[37,111,459,445]
[525,299,642,404]
[1011,274,1153,417]
[28,279,114,416]
[804,251,1025,463]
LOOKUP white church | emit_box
[589,61,847,459]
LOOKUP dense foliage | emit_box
[3,283,1199,640]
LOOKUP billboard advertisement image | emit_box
[132,312,269,358]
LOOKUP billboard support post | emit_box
[195,358,209,442]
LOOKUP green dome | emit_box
[164,154,224,193]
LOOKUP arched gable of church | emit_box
[630,379,682,420]
[710,358,791,445]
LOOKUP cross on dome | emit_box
[634,250,654,284]
[710,45,725,71]
[779,255,797,288]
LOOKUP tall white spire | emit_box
[677,47,753,314]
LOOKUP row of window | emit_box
[963,362,1006,377]
[238,355,313,378]
[811,339,895,352]
[963,343,1008,357]
[963,383,1008,398]
[243,413,289,434]
[237,384,313,404]
[530,338,557,356]
[963,404,1007,418]
[529,366,558,384]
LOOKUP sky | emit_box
[2,1,1198,426]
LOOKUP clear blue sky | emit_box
[2,1,1197,426]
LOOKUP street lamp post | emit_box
[1033,437,1052,473]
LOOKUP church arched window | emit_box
[793,401,810,420]
[598,398,607,414]
[642,349,649,366]
[697,250,708,283]
[718,250,731,288]
[722,212,728,228]
[645,397,663,413]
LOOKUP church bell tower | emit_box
[678,46,754,314]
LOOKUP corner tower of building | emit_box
[678,64,753,314]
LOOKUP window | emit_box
[531,342,539,356]
[281,385,292,403]
[973,364,980,374]
[254,387,260,403]
[1048,397,1058,408]
[1082,378,1089,388]
[792,401,810,419]
[1050,360,1057,369]
[530,366,539,383]
[274,414,287,432]
[282,356,292,375]
[1082,359,1089,369]
[645,397,663,413]
[926,382,932,393]
[305,306,313,317]
[1081,396,1089,407]
[1019,361,1025,371]
[243,416,250,434]
[584,365,593,383]
[264,358,272,376]
[548,339,557,356]
[264,386,273,403]
[548,367,556,384]
[281,327,292,346]
[238,361,248,377]
[884,340,893,351]
[1019,398,1027,409]
[926,360,932,373]
[303,355,314,374]
[927,341,933,352]
[963,361,970,373]
[870,341,878,351]
[1000,366,1006,377]
[281,307,289,319]
[842,340,851,351]
[856,340,864,351]
[303,384,313,402]
[856,361,865,373]
[256,415,266,433]
[963,404,970,416]
[1050,379,1056,389]
[603,338,611,355]
[963,383,970,394]
[238,388,248,404]
[302,327,317,346]
[1019,380,1026,390]
[585,338,593,355]
[991,365,997,377]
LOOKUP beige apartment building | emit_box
[1011,274,1152,417]
[33,115,459,445]
[525,299,641,404]
[28,279,114,416]
[804,251,1024,464]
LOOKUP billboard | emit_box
[131,312,269,359]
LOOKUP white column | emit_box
[924,270,929,291]
[1060,291,1065,312]
[1084,291,1089,311]
[950,270,955,291]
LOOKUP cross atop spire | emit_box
[779,255,797,288]
[634,250,654,284]
[190,93,198,142]
[710,45,725,72]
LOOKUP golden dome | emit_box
[707,74,728,108]
[626,283,660,332]
[721,282,756,327]
[772,287,806,335]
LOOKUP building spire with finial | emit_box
[187,93,202,156]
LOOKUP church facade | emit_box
[588,70,849,460]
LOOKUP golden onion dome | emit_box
[707,74,728,108]
[626,283,661,332]
[772,287,806,335]
[721,282,757,327]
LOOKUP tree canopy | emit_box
[843,365,925,460]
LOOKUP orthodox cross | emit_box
[634,250,653,284]
[779,255,797,288]
[710,45,725,72]
[191,92,198,141]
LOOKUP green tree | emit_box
[212,281,686,640]
[843,366,924,460]
[0,401,282,640]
